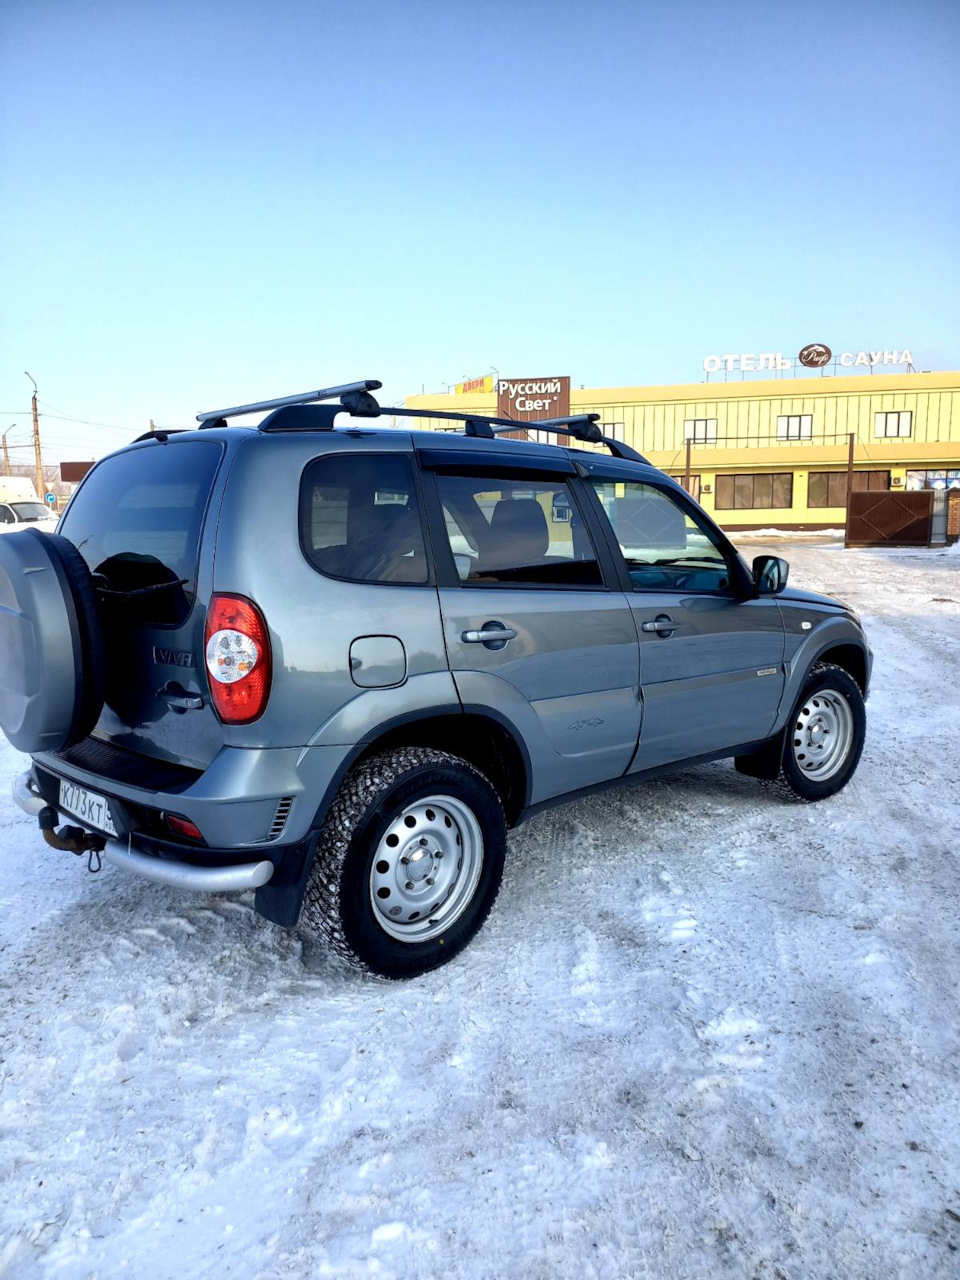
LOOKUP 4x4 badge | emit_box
[153,646,195,668]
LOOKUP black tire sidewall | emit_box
[781,666,866,800]
[338,763,506,978]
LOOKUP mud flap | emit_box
[735,730,785,781]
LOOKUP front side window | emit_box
[715,473,793,510]
[300,453,428,584]
[435,474,602,587]
[0,505,13,524]
[590,479,732,594]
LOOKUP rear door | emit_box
[58,437,227,768]
[420,451,642,803]
[583,467,785,770]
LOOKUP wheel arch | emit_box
[813,642,868,693]
[350,707,531,827]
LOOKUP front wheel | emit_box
[766,662,866,802]
[300,747,506,978]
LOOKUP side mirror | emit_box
[753,554,789,595]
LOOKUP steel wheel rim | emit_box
[369,794,484,943]
[792,688,854,782]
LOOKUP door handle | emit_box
[461,623,518,650]
[641,615,679,635]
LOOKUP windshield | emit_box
[10,502,50,522]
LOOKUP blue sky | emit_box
[1,0,958,462]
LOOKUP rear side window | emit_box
[59,440,223,623]
[299,454,429,585]
[435,473,602,587]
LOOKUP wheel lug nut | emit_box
[400,856,410,865]
[419,837,428,846]
[435,851,443,859]
[426,877,435,886]
[405,881,414,890]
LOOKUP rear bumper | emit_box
[15,768,277,890]
[13,767,276,892]
[30,739,353,849]
[102,839,274,891]
[12,769,46,817]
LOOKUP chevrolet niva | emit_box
[0,381,870,977]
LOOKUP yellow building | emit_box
[405,369,960,530]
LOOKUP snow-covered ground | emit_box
[1,541,959,1279]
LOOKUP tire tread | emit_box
[300,747,502,975]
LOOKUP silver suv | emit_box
[0,380,871,977]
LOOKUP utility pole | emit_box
[1,426,14,477]
[149,418,156,435]
[846,431,855,500]
[683,437,692,494]
[24,372,43,500]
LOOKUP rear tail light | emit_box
[204,594,271,724]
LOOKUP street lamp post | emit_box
[1,425,15,477]
[24,372,43,501]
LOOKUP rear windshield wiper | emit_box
[93,576,189,600]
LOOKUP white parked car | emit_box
[0,479,58,534]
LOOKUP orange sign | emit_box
[454,375,494,395]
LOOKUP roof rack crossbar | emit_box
[196,380,382,423]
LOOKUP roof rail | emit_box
[596,437,648,463]
[131,428,190,443]
[196,380,382,424]
[194,379,650,462]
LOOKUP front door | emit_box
[584,472,785,771]
[423,459,642,804]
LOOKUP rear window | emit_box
[60,440,223,623]
[299,453,428,585]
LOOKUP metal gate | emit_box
[931,490,948,545]
[845,490,934,547]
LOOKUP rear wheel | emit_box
[765,662,866,802]
[300,747,506,978]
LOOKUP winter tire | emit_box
[765,662,866,802]
[300,747,507,978]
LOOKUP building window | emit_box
[683,418,717,444]
[669,473,701,501]
[808,470,890,508]
[776,414,813,440]
[905,469,960,491]
[715,473,793,510]
[875,410,912,438]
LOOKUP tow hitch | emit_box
[38,805,105,872]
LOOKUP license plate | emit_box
[59,780,118,838]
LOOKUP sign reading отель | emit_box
[703,348,914,374]
[497,377,570,421]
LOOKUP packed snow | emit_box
[1,541,959,1279]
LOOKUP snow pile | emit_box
[732,527,845,539]
[0,544,959,1278]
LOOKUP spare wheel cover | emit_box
[0,529,105,754]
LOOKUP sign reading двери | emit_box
[497,377,570,421]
